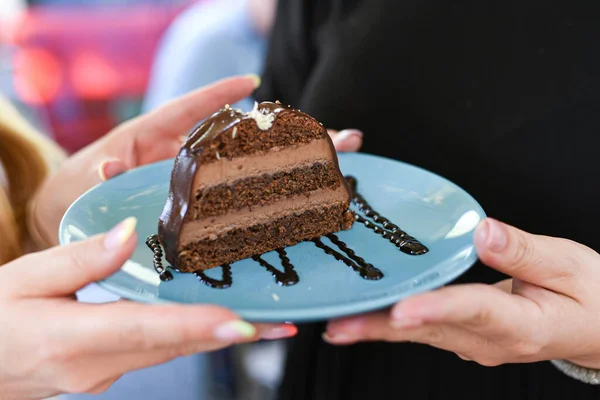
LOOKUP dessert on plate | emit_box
[158,101,354,272]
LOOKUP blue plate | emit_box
[59,153,485,323]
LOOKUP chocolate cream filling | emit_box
[191,138,334,190]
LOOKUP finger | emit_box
[254,323,299,340]
[493,278,513,293]
[141,75,261,141]
[325,312,504,364]
[328,129,363,152]
[98,158,128,181]
[474,218,594,294]
[57,301,295,354]
[325,311,407,345]
[389,283,537,337]
[109,299,298,340]
[0,217,137,299]
[110,300,299,341]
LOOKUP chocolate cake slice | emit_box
[158,101,354,272]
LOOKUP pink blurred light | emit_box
[70,51,119,99]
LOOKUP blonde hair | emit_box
[0,94,65,264]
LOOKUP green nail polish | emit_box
[214,320,256,341]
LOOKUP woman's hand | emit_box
[31,75,261,246]
[328,129,363,152]
[0,218,296,400]
[324,217,600,370]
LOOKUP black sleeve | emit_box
[254,0,323,106]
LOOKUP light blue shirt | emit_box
[142,0,267,113]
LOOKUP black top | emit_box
[254,0,600,398]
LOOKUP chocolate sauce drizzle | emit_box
[145,235,173,281]
[313,234,383,280]
[194,264,232,289]
[346,176,429,256]
[147,176,428,288]
[252,248,299,286]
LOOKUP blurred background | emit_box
[1,0,190,152]
[0,0,269,152]
[0,0,282,399]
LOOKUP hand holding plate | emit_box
[325,218,600,370]
[0,217,295,399]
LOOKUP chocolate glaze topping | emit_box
[157,101,351,269]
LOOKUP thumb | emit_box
[474,217,591,295]
[1,217,137,299]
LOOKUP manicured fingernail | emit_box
[334,129,363,144]
[322,332,356,344]
[98,159,126,181]
[104,217,137,250]
[476,218,507,253]
[98,160,110,181]
[246,74,261,89]
[214,320,256,342]
[259,324,298,340]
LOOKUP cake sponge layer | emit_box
[198,112,325,163]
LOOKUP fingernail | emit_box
[322,332,356,344]
[98,159,126,181]
[104,217,137,250]
[334,129,363,143]
[98,160,110,181]
[246,74,261,89]
[214,320,257,342]
[259,324,298,340]
[477,218,507,253]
